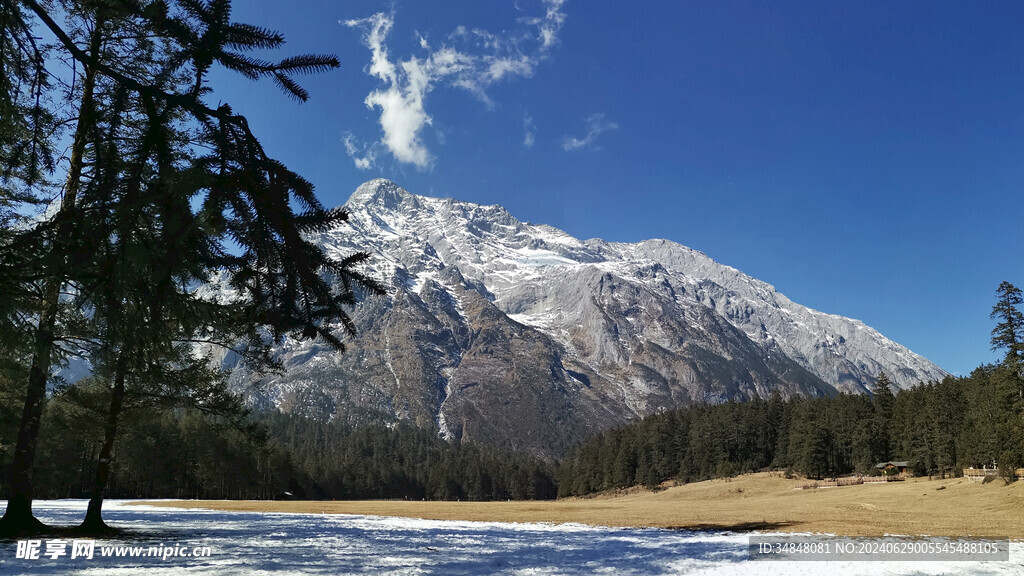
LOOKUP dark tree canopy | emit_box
[0,0,383,535]
[991,281,1024,372]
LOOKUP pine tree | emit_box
[0,0,383,535]
[990,282,1024,467]
[872,373,895,416]
[869,372,895,463]
[0,2,106,531]
[0,0,56,212]
[991,281,1024,376]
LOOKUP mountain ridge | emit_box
[234,178,947,459]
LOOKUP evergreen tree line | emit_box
[267,413,558,501]
[3,281,1020,505]
[1,390,558,502]
[19,365,1017,504]
[559,281,1024,496]
[558,367,1022,496]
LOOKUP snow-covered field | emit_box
[0,500,1019,575]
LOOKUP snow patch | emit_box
[12,500,1018,576]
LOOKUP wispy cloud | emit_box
[562,113,618,151]
[342,132,377,170]
[343,1,567,169]
[524,0,567,49]
[523,114,536,148]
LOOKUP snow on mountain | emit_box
[240,179,946,458]
[338,179,943,391]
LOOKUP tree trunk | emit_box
[0,24,101,537]
[0,283,59,535]
[79,354,126,534]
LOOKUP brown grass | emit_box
[129,472,1024,538]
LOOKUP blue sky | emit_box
[212,0,1024,376]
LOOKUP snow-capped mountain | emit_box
[240,179,946,459]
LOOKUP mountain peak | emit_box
[328,179,946,396]
[240,180,948,458]
[346,178,418,210]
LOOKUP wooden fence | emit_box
[862,475,904,483]
[801,475,904,489]
[962,468,1024,481]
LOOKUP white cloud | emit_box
[562,113,618,151]
[342,14,435,168]
[344,1,567,169]
[342,132,378,170]
[523,114,535,148]
[524,0,567,49]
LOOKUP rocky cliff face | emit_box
[235,179,947,459]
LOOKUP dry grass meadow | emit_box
[131,472,1024,538]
